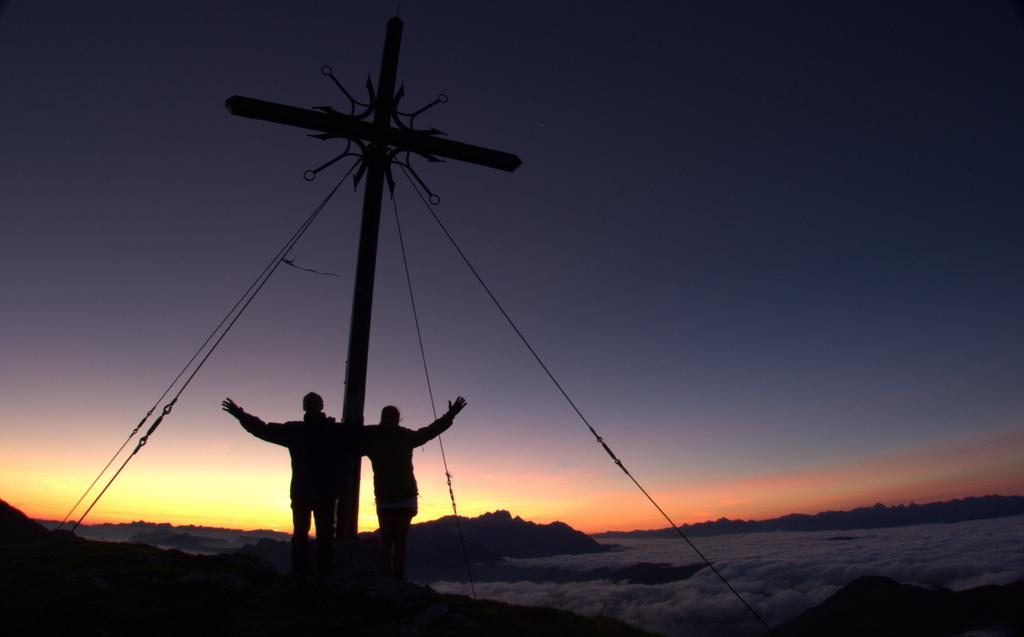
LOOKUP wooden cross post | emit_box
[225,16,521,539]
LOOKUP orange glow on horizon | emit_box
[4,428,1022,535]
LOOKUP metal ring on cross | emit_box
[304,170,316,181]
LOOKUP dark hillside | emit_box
[0,499,51,544]
[778,576,1024,637]
[0,497,651,637]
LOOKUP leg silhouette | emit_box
[379,511,396,576]
[291,505,312,588]
[391,511,413,579]
[312,501,335,584]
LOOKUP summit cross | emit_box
[225,16,521,539]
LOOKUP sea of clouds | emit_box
[431,514,1024,637]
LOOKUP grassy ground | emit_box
[0,539,655,636]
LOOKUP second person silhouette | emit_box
[360,396,467,579]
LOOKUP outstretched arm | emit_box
[409,396,467,447]
[222,397,290,447]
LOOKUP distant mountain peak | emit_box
[479,510,514,521]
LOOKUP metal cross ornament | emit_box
[225,16,521,539]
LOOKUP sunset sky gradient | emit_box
[2,1,1022,534]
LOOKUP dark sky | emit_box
[2,1,1022,530]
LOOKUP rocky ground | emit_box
[0,537,654,636]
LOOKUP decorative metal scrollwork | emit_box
[305,66,447,201]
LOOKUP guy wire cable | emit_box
[57,174,346,530]
[68,162,357,533]
[398,164,775,636]
[391,189,477,597]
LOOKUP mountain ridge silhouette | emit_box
[595,494,1024,538]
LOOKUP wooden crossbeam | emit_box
[225,96,521,172]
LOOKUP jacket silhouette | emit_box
[223,392,347,586]
[233,412,343,504]
[361,412,455,503]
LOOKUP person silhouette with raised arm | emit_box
[360,396,467,579]
[222,392,345,587]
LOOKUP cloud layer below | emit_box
[432,515,1024,636]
